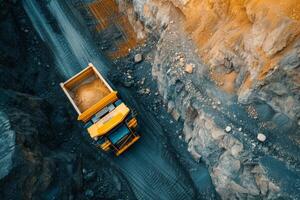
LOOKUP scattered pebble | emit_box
[185,63,194,73]
[238,127,242,132]
[225,126,232,133]
[257,133,266,142]
[140,77,145,85]
[134,53,143,63]
[145,88,150,94]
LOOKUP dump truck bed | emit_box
[60,63,113,116]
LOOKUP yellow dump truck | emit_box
[60,63,140,156]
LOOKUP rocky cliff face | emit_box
[113,0,300,199]
[129,0,300,123]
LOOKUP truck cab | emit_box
[60,63,139,156]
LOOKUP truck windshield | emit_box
[108,125,130,145]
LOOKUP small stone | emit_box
[84,171,96,182]
[185,63,194,73]
[179,57,185,66]
[138,88,150,95]
[257,133,266,142]
[268,182,280,193]
[179,135,182,140]
[238,127,242,132]
[134,54,143,63]
[217,101,221,105]
[145,88,150,94]
[167,101,175,113]
[225,126,232,133]
[172,110,180,121]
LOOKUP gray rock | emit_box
[172,109,180,121]
[134,54,143,63]
[270,82,287,96]
[230,144,243,158]
[167,101,175,113]
[257,133,266,142]
[184,63,194,73]
[0,112,15,180]
[225,126,232,133]
[255,175,269,195]
[211,129,226,140]
[280,49,300,70]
